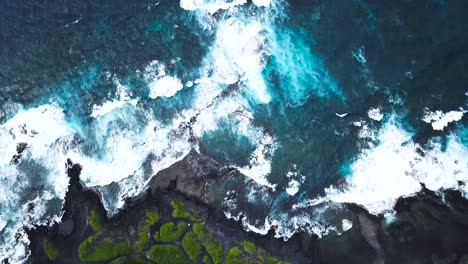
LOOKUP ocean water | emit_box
[0,0,467,262]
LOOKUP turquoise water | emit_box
[0,0,467,262]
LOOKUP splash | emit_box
[90,79,138,118]
[144,60,184,99]
[422,107,466,131]
[0,105,74,262]
[298,119,468,215]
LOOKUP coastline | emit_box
[24,151,468,263]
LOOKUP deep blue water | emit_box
[0,0,467,262]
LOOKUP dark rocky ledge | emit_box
[24,151,468,264]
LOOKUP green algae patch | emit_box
[193,223,205,240]
[257,247,267,262]
[205,241,224,264]
[203,255,212,264]
[226,247,242,264]
[90,209,102,232]
[155,222,187,242]
[241,241,256,254]
[78,235,134,262]
[182,232,202,261]
[110,256,146,264]
[267,257,289,264]
[253,247,289,264]
[78,210,160,261]
[170,200,199,221]
[135,211,160,252]
[148,245,186,264]
[192,224,223,264]
[146,211,160,223]
[43,240,59,261]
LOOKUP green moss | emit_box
[155,222,187,242]
[170,200,198,221]
[43,240,59,261]
[241,241,256,254]
[148,245,186,264]
[267,257,279,264]
[90,209,102,232]
[226,247,242,264]
[267,257,288,264]
[191,223,223,264]
[204,241,224,264]
[110,256,146,264]
[257,247,267,262]
[203,255,212,264]
[78,235,134,262]
[182,232,202,262]
[193,223,205,240]
[146,211,160,223]
[135,211,160,252]
[78,210,160,261]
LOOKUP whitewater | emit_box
[0,0,467,262]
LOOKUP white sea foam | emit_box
[179,0,272,13]
[91,93,273,213]
[180,0,247,14]
[0,101,197,260]
[322,120,468,214]
[422,108,466,131]
[144,60,184,99]
[84,0,283,210]
[241,216,277,235]
[173,0,279,189]
[207,17,271,103]
[189,94,278,189]
[0,105,74,198]
[355,121,376,139]
[0,216,6,232]
[226,113,467,239]
[229,202,340,239]
[246,184,271,204]
[1,1,417,261]
[223,191,243,221]
[91,80,138,118]
[98,125,192,212]
[286,179,300,196]
[79,110,194,205]
[182,0,348,239]
[238,133,277,189]
[285,169,305,196]
[368,107,383,121]
[148,76,184,99]
[252,0,273,7]
[91,99,130,118]
[0,104,74,263]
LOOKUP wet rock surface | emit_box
[25,152,468,264]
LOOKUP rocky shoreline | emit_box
[24,151,468,264]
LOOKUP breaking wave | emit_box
[1,0,467,262]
